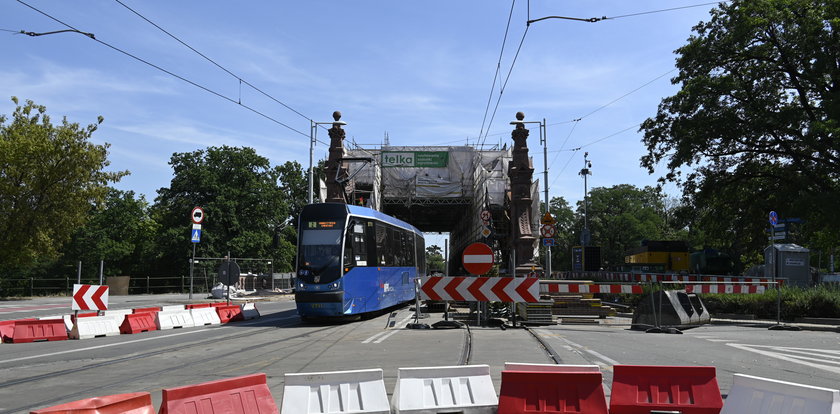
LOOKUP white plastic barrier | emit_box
[155,309,195,330]
[190,307,221,326]
[103,309,132,325]
[161,305,185,312]
[70,315,121,339]
[281,368,390,414]
[392,365,498,414]
[240,302,260,320]
[722,374,840,414]
[504,362,601,373]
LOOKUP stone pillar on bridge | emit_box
[509,112,540,276]
[325,111,348,203]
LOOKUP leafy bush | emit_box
[603,285,840,320]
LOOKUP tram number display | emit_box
[307,221,338,229]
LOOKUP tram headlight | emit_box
[299,282,304,288]
[332,282,339,289]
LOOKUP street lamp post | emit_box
[579,152,592,246]
[309,116,347,205]
[510,117,550,276]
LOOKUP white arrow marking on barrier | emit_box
[455,279,472,301]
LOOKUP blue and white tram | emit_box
[295,203,426,319]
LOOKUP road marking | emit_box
[559,337,621,366]
[0,314,299,366]
[585,349,620,366]
[727,343,840,375]
[0,304,68,314]
[362,314,415,344]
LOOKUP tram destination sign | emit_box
[381,151,449,168]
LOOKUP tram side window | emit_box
[344,220,368,268]
[375,223,388,266]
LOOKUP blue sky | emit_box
[2,1,720,229]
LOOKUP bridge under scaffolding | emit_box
[322,143,541,276]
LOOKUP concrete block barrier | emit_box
[155,309,195,330]
[30,392,154,413]
[282,368,389,414]
[159,373,278,414]
[504,362,600,373]
[241,302,260,320]
[190,307,221,326]
[120,313,158,334]
[9,319,68,343]
[392,365,498,414]
[70,315,121,340]
[721,373,840,414]
[609,365,723,414]
[498,369,607,414]
[216,304,244,323]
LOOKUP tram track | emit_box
[3,313,363,413]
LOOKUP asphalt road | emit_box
[1,294,838,412]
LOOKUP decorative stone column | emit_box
[508,112,540,276]
[325,111,348,203]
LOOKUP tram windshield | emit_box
[298,229,342,283]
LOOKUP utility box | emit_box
[764,244,811,286]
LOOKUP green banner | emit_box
[381,151,449,168]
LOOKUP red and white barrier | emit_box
[420,277,539,303]
[685,284,767,294]
[541,283,644,294]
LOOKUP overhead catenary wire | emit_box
[478,0,517,142]
[480,25,529,147]
[527,1,729,24]
[111,0,313,124]
[15,0,320,142]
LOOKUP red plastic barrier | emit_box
[215,305,243,323]
[10,319,68,343]
[120,313,158,334]
[159,373,278,414]
[132,307,161,314]
[1,319,35,342]
[498,370,608,413]
[30,392,154,414]
[185,303,212,309]
[609,365,723,414]
[210,302,228,308]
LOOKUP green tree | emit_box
[0,97,126,270]
[538,197,575,272]
[152,146,294,276]
[58,188,154,278]
[425,245,445,273]
[640,0,840,264]
[579,185,667,267]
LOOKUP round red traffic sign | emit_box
[462,242,494,275]
[191,206,205,224]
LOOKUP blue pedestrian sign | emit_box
[542,238,555,247]
[191,229,201,243]
[769,211,779,227]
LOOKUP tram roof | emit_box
[345,204,422,236]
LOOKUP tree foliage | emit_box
[59,189,155,277]
[0,97,126,270]
[641,0,840,262]
[425,245,445,273]
[578,185,669,267]
[152,146,293,275]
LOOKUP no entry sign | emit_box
[462,242,494,275]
